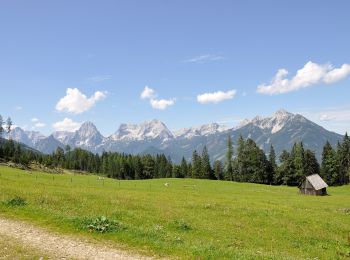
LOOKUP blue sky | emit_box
[0,0,349,135]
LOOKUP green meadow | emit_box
[0,165,349,259]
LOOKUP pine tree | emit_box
[277,150,293,185]
[201,146,214,179]
[180,157,188,178]
[339,133,350,184]
[213,160,224,180]
[192,150,202,178]
[321,141,338,185]
[268,144,277,184]
[235,135,246,182]
[13,143,22,163]
[166,156,173,178]
[304,149,320,176]
[172,165,182,178]
[291,142,305,186]
[142,155,155,179]
[225,135,234,180]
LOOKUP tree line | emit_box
[0,114,349,186]
[189,134,349,186]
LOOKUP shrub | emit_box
[84,216,123,233]
[6,196,27,206]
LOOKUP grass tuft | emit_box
[5,196,27,207]
[173,219,192,231]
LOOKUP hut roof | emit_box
[306,174,328,190]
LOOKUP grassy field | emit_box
[0,165,349,259]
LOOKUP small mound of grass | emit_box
[83,216,124,233]
[5,196,27,207]
[173,219,192,231]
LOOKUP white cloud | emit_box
[15,106,22,111]
[35,122,46,128]
[257,61,350,95]
[299,106,350,134]
[87,75,112,82]
[197,90,237,104]
[183,54,225,63]
[31,118,46,129]
[52,118,81,132]
[150,98,175,110]
[323,64,350,84]
[140,86,175,110]
[140,86,156,99]
[56,88,107,114]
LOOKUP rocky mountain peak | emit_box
[112,119,174,141]
[237,109,296,134]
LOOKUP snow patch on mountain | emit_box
[52,131,75,144]
[236,109,295,134]
[174,123,228,139]
[110,119,174,142]
[25,131,46,145]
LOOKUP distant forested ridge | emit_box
[0,114,349,186]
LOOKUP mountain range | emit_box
[7,110,343,163]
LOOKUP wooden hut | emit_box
[299,174,328,195]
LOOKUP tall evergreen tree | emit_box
[201,146,214,179]
[321,141,338,185]
[225,135,234,180]
[180,157,188,178]
[213,160,224,180]
[277,150,293,185]
[191,150,202,178]
[291,142,305,186]
[142,155,155,179]
[268,144,277,184]
[235,135,246,182]
[304,149,320,176]
[339,133,350,184]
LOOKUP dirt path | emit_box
[0,217,155,260]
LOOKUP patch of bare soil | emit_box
[0,217,155,260]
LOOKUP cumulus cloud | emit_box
[323,64,350,84]
[140,86,175,110]
[56,88,106,114]
[53,118,81,132]
[183,54,225,63]
[34,122,46,128]
[197,90,237,104]
[150,98,175,110]
[140,86,156,99]
[257,61,350,95]
[30,118,46,128]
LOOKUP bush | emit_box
[6,196,27,206]
[84,216,123,233]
